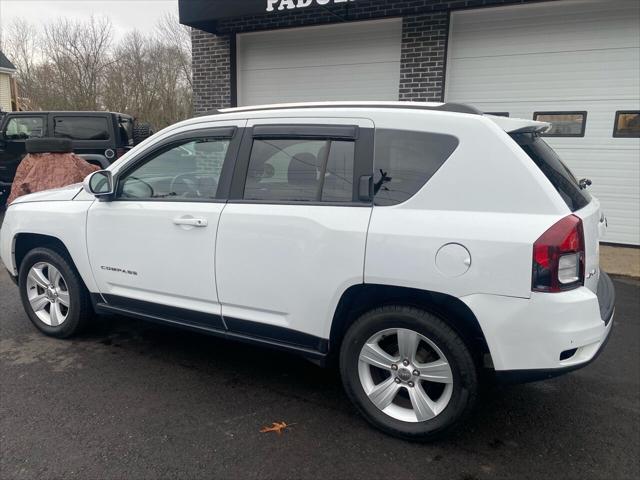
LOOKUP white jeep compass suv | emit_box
[0,102,615,440]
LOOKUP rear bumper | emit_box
[462,272,615,377]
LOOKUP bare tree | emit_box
[156,12,192,89]
[42,16,113,110]
[2,19,41,109]
[3,13,193,128]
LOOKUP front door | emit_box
[216,118,374,349]
[0,115,46,184]
[86,121,244,327]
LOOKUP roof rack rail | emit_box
[196,101,482,117]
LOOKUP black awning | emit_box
[179,0,365,33]
[179,0,266,30]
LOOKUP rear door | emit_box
[215,118,374,348]
[50,114,114,158]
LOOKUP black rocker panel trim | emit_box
[224,316,328,353]
[99,294,225,330]
[92,294,328,359]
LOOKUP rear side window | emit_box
[511,133,591,212]
[54,116,110,140]
[243,138,355,202]
[4,117,44,139]
[373,129,459,206]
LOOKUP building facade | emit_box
[0,51,17,112]
[180,0,640,245]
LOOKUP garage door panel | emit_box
[240,28,401,71]
[446,0,640,244]
[239,62,401,105]
[238,18,402,106]
[450,0,640,57]
[447,49,639,102]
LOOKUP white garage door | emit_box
[237,18,402,106]
[446,0,640,245]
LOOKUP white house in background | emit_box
[0,51,17,112]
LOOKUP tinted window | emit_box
[322,141,355,202]
[118,138,229,200]
[613,111,640,138]
[244,138,355,202]
[533,112,587,137]
[4,117,44,139]
[373,129,459,206]
[511,133,591,211]
[54,116,110,140]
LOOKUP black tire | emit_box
[18,247,92,338]
[25,137,73,154]
[339,305,478,441]
[132,122,153,145]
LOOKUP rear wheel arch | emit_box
[329,284,492,368]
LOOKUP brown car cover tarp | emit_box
[8,153,99,204]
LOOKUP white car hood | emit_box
[9,183,84,205]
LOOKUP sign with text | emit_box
[267,0,356,12]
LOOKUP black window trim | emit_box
[485,112,510,117]
[613,110,640,138]
[252,124,359,140]
[533,111,588,138]
[228,124,373,207]
[111,126,240,203]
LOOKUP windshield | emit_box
[511,132,591,212]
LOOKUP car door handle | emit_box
[173,217,208,227]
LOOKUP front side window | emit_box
[117,138,230,200]
[373,129,459,206]
[613,111,640,138]
[243,138,355,202]
[4,117,44,139]
[533,112,587,137]
[54,116,110,140]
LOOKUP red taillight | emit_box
[532,215,585,293]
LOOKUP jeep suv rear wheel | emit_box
[340,306,478,441]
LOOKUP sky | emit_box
[0,0,179,39]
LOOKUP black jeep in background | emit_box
[0,111,153,205]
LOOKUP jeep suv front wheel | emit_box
[19,248,92,338]
[340,306,478,441]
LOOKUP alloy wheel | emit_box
[25,262,70,327]
[358,328,454,423]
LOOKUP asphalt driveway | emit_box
[0,264,638,479]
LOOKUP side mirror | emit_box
[83,170,114,199]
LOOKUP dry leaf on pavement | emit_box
[260,421,294,435]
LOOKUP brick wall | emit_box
[191,0,553,112]
[192,29,231,113]
[399,12,448,102]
